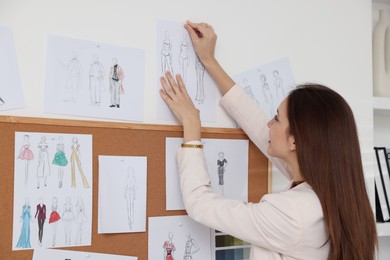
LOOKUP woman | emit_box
[159,21,377,259]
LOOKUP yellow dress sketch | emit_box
[70,138,89,188]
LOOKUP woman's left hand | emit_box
[160,71,201,142]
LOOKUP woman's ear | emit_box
[289,136,296,151]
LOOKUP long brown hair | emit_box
[287,84,377,260]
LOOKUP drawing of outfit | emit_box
[161,39,174,74]
[124,176,136,229]
[16,204,31,248]
[195,58,205,104]
[18,144,34,160]
[65,57,82,103]
[163,241,176,260]
[49,205,61,224]
[75,199,88,244]
[70,144,90,188]
[109,64,124,108]
[37,140,51,185]
[62,199,74,245]
[52,143,68,167]
[89,59,104,105]
[183,237,199,260]
[35,203,46,245]
[179,40,189,82]
[217,158,228,185]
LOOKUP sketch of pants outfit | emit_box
[125,181,136,229]
[109,79,121,106]
[195,59,205,104]
[217,159,228,185]
[35,204,46,245]
[16,205,31,248]
[163,241,176,260]
[90,77,102,104]
[65,58,82,103]
[70,145,89,188]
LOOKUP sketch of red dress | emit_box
[163,240,176,260]
[18,144,34,160]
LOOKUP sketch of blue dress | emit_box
[16,205,31,248]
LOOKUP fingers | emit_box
[176,74,190,97]
[185,20,214,39]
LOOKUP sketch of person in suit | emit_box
[217,152,229,195]
[109,57,124,108]
[75,197,87,245]
[195,55,205,104]
[34,198,46,247]
[49,196,60,247]
[163,231,176,260]
[36,136,51,189]
[183,233,199,260]
[124,167,136,230]
[161,30,174,75]
[62,196,74,245]
[89,55,105,106]
[179,34,190,83]
[16,199,32,248]
[18,134,34,186]
[61,51,82,103]
[52,136,68,188]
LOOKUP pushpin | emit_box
[86,253,90,258]
[178,222,183,227]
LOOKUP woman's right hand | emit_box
[184,21,217,66]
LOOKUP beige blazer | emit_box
[177,85,329,260]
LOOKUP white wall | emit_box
[1,0,386,258]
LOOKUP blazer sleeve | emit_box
[220,84,292,180]
[177,147,302,251]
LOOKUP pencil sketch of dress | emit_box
[62,197,75,245]
[179,34,190,83]
[109,57,124,108]
[52,136,68,188]
[273,70,285,99]
[75,197,87,245]
[0,97,4,106]
[195,56,205,104]
[36,136,51,189]
[161,31,174,75]
[18,134,34,186]
[163,231,176,260]
[49,196,60,247]
[217,152,228,195]
[259,74,274,116]
[16,202,31,248]
[62,52,82,103]
[70,137,90,188]
[183,233,199,260]
[89,55,105,106]
[124,167,136,230]
[242,79,259,106]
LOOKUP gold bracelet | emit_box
[181,143,204,149]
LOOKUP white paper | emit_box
[156,20,217,123]
[0,26,25,110]
[148,215,211,260]
[232,57,295,119]
[166,137,249,210]
[13,132,92,250]
[33,248,137,260]
[44,34,145,121]
[98,155,147,234]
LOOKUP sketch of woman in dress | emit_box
[36,136,51,189]
[34,198,46,247]
[217,152,229,196]
[75,196,87,245]
[89,55,105,106]
[163,231,176,260]
[124,167,136,230]
[195,55,205,104]
[242,78,259,106]
[259,73,274,117]
[18,134,34,186]
[272,70,285,99]
[183,233,199,260]
[179,34,190,83]
[52,136,68,188]
[70,137,90,188]
[62,197,74,245]
[161,31,174,75]
[61,51,82,103]
[16,199,32,248]
[49,196,60,247]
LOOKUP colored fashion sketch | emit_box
[70,137,90,188]
[109,57,125,108]
[49,197,60,247]
[163,232,176,260]
[18,134,34,186]
[16,200,32,249]
[52,136,68,188]
[35,199,46,247]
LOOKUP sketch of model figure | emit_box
[109,57,124,108]
[259,73,274,117]
[273,70,285,99]
[242,79,259,106]
[179,34,190,83]
[183,233,199,260]
[75,197,87,245]
[0,97,4,106]
[35,198,46,247]
[61,52,82,103]
[36,136,51,189]
[18,134,34,186]
[52,136,68,188]
[62,197,75,245]
[70,137,90,188]
[16,200,32,248]
[89,55,105,106]
[49,196,61,247]
[195,56,205,104]
[161,31,174,75]
[124,167,136,230]
[217,152,229,195]
[163,231,176,260]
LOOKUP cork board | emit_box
[0,116,269,260]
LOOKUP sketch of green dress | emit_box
[52,145,68,167]
[16,204,31,248]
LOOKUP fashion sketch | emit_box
[195,55,205,104]
[34,198,46,247]
[62,197,75,245]
[161,31,174,75]
[49,196,61,247]
[163,231,176,260]
[178,34,190,83]
[183,233,199,260]
[75,197,88,245]
[18,134,34,186]
[242,78,259,106]
[36,136,51,189]
[70,137,90,188]
[0,97,4,106]
[259,73,274,116]
[273,70,285,99]
[109,57,124,108]
[217,152,229,195]
[61,52,82,103]
[89,55,105,106]
[16,200,32,248]
[124,167,136,230]
[52,136,68,188]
